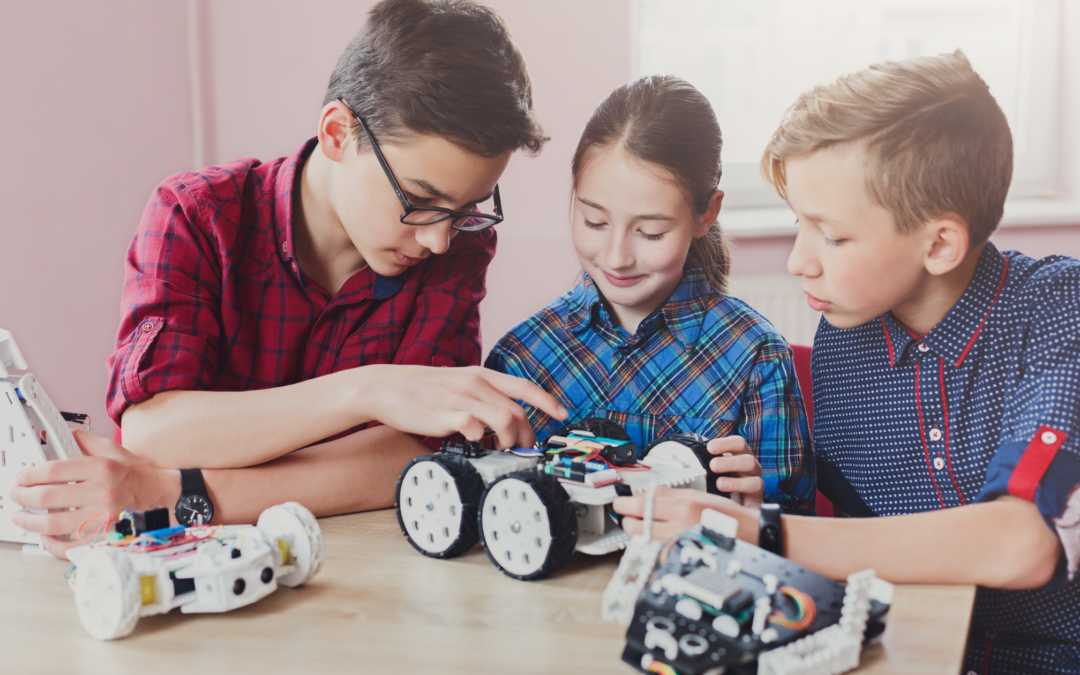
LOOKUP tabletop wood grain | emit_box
[0,509,975,674]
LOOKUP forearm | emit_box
[781,496,1061,588]
[201,424,430,524]
[122,368,377,469]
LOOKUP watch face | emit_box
[177,494,214,526]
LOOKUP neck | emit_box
[891,244,985,335]
[293,143,367,295]
[603,273,683,337]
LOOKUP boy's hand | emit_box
[359,365,568,450]
[8,431,180,559]
[707,436,764,508]
[613,487,757,543]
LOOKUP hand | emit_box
[359,365,568,449]
[613,487,757,542]
[707,436,764,509]
[8,431,180,559]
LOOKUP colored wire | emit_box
[769,586,817,630]
[76,511,113,546]
[646,660,679,675]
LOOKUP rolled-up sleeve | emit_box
[105,181,222,425]
[976,270,1080,586]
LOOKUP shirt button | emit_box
[141,321,155,332]
[291,262,298,272]
[917,343,929,352]
[1041,430,1058,445]
[933,455,945,470]
[282,241,289,253]
[929,427,942,442]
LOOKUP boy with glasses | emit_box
[9,0,565,557]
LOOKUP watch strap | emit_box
[180,468,208,496]
[758,503,784,556]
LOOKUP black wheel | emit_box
[478,470,578,580]
[643,432,729,496]
[395,454,484,558]
[554,416,631,442]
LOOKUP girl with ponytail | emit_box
[486,76,814,513]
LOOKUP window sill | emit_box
[721,198,1080,239]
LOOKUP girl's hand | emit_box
[707,435,764,509]
[8,431,180,559]
[613,487,757,543]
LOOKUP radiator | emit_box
[727,274,821,347]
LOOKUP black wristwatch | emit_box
[758,503,783,556]
[175,468,214,526]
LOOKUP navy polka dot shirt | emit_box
[812,243,1080,675]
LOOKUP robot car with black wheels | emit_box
[395,418,716,580]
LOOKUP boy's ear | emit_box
[923,214,970,276]
[318,100,355,164]
[695,190,725,237]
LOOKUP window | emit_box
[633,0,1062,208]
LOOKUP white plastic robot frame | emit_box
[394,420,716,580]
[0,328,88,553]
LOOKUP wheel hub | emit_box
[398,460,464,555]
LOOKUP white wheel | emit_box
[257,502,324,587]
[479,472,578,580]
[73,547,141,641]
[396,455,482,558]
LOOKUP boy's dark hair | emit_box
[572,75,730,292]
[761,50,1013,245]
[325,0,547,158]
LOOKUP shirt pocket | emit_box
[334,324,406,369]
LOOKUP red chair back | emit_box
[791,344,834,517]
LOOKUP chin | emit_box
[821,309,878,330]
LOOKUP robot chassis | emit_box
[614,506,894,675]
[395,418,725,580]
[66,502,324,641]
[0,329,88,552]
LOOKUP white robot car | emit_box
[67,502,324,640]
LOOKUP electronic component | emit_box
[619,511,891,675]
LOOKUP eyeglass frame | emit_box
[336,98,504,232]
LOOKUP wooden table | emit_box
[0,510,975,674]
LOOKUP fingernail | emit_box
[711,459,724,472]
[718,479,729,491]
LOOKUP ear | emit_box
[694,189,724,237]
[317,100,355,164]
[923,214,970,276]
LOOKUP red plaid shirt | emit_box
[106,139,495,435]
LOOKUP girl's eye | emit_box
[640,231,664,242]
[583,218,605,230]
[405,192,433,206]
[823,235,846,247]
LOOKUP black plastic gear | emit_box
[554,416,631,442]
[643,431,731,496]
[395,453,485,559]
[479,469,578,581]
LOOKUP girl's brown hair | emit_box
[571,75,729,292]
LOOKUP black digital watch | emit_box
[758,503,783,556]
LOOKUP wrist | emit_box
[337,364,381,426]
[148,468,182,527]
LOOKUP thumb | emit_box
[72,430,130,460]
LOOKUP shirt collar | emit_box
[273,137,404,300]
[564,264,714,350]
[880,242,1009,368]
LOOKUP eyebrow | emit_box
[577,196,673,222]
[403,177,493,206]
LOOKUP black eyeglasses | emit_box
[337,99,504,232]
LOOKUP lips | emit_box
[602,270,646,288]
[805,292,831,311]
[394,250,424,266]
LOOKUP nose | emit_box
[786,225,822,279]
[414,219,456,256]
[604,231,635,271]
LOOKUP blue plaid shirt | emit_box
[485,265,815,514]
[812,243,1080,675]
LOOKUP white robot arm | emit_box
[0,328,87,551]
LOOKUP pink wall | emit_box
[1,0,1076,430]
